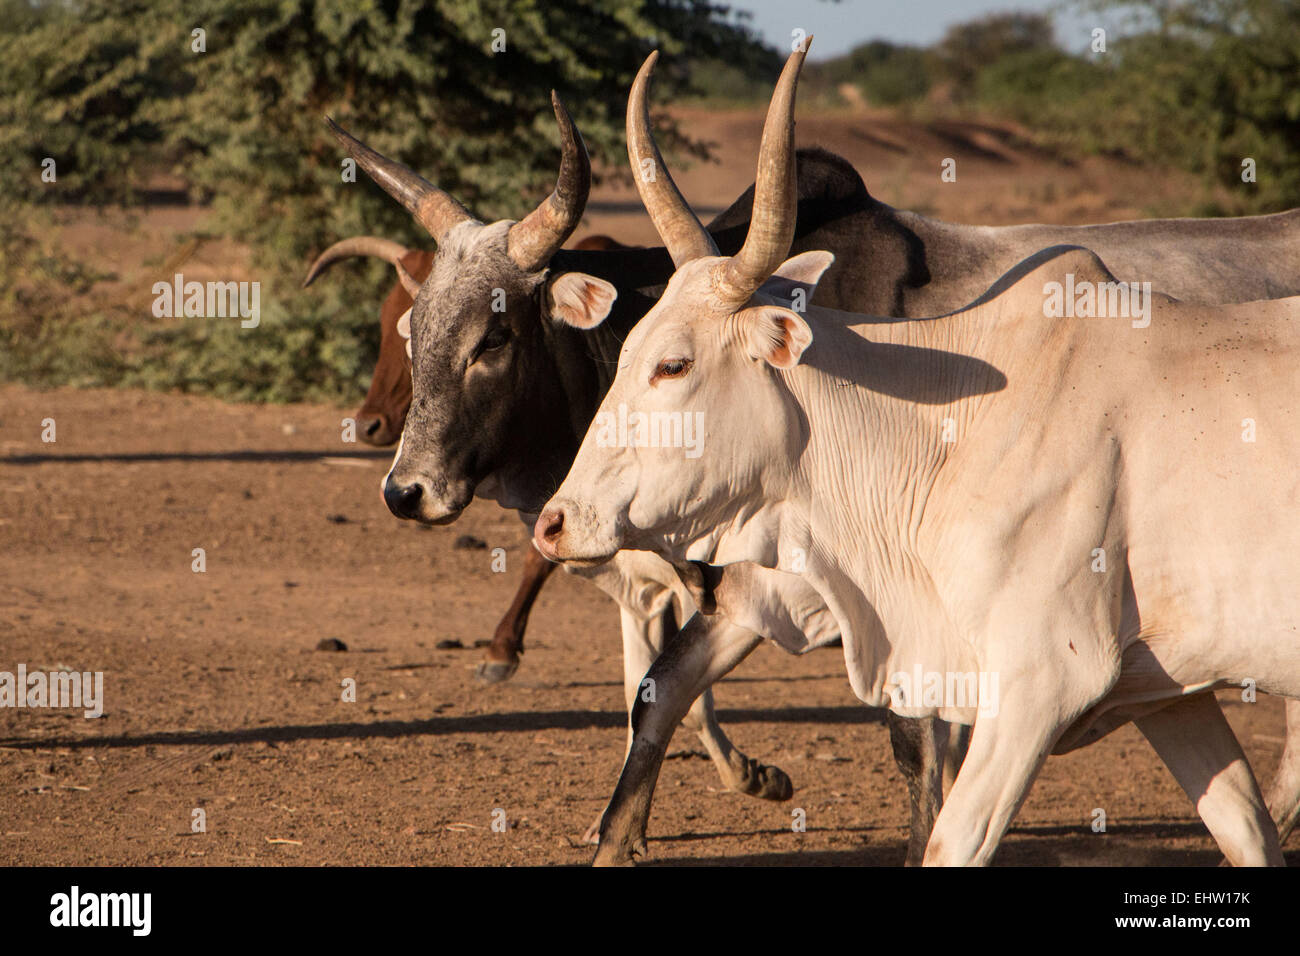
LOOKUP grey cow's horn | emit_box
[714,41,810,307]
[326,118,477,244]
[626,51,720,268]
[507,92,593,272]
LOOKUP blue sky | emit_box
[731,0,1100,59]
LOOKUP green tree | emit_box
[931,12,1056,98]
[0,0,188,203]
[1086,0,1300,212]
[809,40,931,107]
[0,0,775,401]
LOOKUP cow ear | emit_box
[734,305,813,369]
[546,272,617,329]
[760,250,835,304]
[396,307,412,359]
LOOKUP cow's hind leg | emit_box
[1265,698,1300,847]
[887,712,949,866]
[475,545,556,684]
[944,723,971,795]
[594,613,763,866]
[1137,692,1282,866]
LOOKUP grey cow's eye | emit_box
[475,327,511,357]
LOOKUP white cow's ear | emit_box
[734,305,813,369]
[760,250,835,304]
[546,272,617,329]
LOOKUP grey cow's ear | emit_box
[759,250,835,305]
[545,271,617,329]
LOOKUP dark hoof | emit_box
[731,757,794,801]
[592,837,645,867]
[475,657,520,684]
[589,817,646,866]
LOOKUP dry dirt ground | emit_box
[2,108,1294,866]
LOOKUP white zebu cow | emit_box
[536,48,1300,865]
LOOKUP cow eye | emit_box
[476,327,510,356]
[651,357,693,383]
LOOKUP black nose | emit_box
[384,478,424,520]
[356,415,385,444]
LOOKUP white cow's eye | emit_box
[651,357,693,383]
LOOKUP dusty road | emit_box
[0,385,1292,866]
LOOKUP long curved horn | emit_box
[714,41,810,306]
[302,236,413,288]
[326,118,477,244]
[507,92,592,271]
[626,51,719,268]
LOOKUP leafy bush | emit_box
[972,0,1300,213]
[972,48,1106,141]
[0,0,774,402]
[931,12,1057,99]
[0,0,187,205]
[805,40,931,108]
[0,203,129,387]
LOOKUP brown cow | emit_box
[303,233,623,683]
[304,237,428,446]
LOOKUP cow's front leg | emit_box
[1265,698,1300,846]
[922,655,1090,866]
[579,605,662,845]
[923,715,1060,865]
[581,604,789,846]
[668,613,793,803]
[476,544,556,684]
[594,612,764,866]
[886,712,949,866]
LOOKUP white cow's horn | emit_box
[626,51,720,268]
[714,41,809,307]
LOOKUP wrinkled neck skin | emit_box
[475,246,675,517]
[683,307,1003,712]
